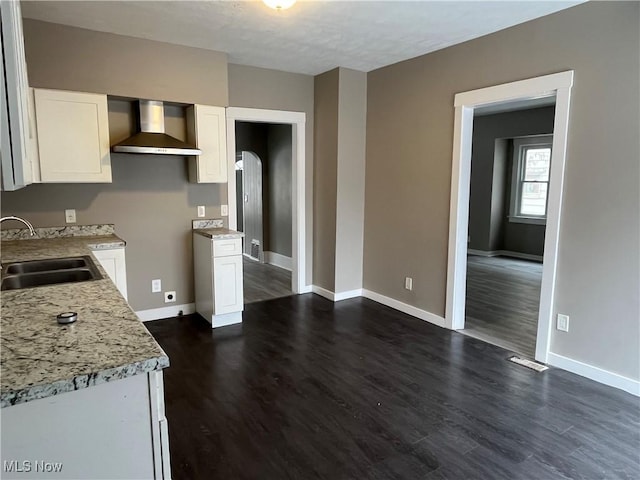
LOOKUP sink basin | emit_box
[4,256,91,274]
[1,256,102,291]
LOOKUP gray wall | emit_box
[234,122,293,258]
[364,2,639,380]
[23,19,228,106]
[267,124,293,257]
[312,69,339,291]
[334,68,367,294]
[2,20,230,311]
[2,100,225,311]
[469,107,555,256]
[228,64,314,285]
[312,67,367,294]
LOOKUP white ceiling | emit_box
[21,0,582,76]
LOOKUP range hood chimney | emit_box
[112,100,201,155]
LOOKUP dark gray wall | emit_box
[234,122,292,258]
[267,124,293,257]
[468,106,555,256]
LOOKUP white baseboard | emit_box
[467,249,543,262]
[298,285,313,294]
[210,311,243,328]
[136,303,195,322]
[547,352,640,396]
[311,285,337,301]
[264,251,292,271]
[311,285,363,302]
[335,289,363,301]
[362,289,446,328]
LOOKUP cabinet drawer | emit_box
[213,238,242,257]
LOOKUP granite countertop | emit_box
[191,218,243,240]
[194,227,245,240]
[0,231,169,408]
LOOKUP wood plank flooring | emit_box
[243,256,292,304]
[146,295,640,480]
[464,255,542,357]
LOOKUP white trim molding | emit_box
[312,285,336,301]
[547,352,640,397]
[226,107,309,295]
[446,70,574,367]
[362,290,446,328]
[311,286,362,302]
[467,249,543,262]
[335,289,363,301]
[136,303,196,322]
[264,251,292,271]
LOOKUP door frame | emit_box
[226,107,308,294]
[445,71,574,363]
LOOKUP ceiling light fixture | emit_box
[263,0,296,11]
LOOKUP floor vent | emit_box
[508,356,549,372]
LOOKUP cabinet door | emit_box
[213,255,243,315]
[92,248,128,301]
[0,0,34,191]
[187,105,227,183]
[34,88,112,183]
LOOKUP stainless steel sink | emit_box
[4,256,91,274]
[1,256,102,291]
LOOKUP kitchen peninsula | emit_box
[0,225,170,479]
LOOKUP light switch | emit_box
[221,204,229,216]
[152,279,161,293]
[197,206,206,218]
[65,209,76,224]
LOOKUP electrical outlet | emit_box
[164,291,176,303]
[152,279,161,293]
[557,313,570,332]
[197,206,206,218]
[221,204,229,216]
[404,277,413,291]
[65,209,76,224]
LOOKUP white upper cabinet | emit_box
[33,88,112,183]
[186,105,227,183]
[0,0,35,191]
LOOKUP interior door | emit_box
[240,151,263,261]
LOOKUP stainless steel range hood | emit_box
[112,100,201,155]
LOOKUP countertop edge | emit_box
[1,354,170,408]
[193,228,244,239]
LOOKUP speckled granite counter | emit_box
[1,234,169,408]
[194,227,245,240]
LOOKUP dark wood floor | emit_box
[146,295,640,480]
[243,256,292,304]
[464,255,542,357]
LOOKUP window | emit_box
[510,136,553,224]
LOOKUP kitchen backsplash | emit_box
[0,224,115,241]
[192,218,224,230]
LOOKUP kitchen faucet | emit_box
[0,216,36,236]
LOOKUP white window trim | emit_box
[508,135,553,225]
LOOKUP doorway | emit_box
[234,121,294,304]
[462,106,555,357]
[226,108,308,298]
[445,71,574,363]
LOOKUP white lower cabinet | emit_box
[92,247,128,300]
[194,233,244,328]
[0,371,170,479]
